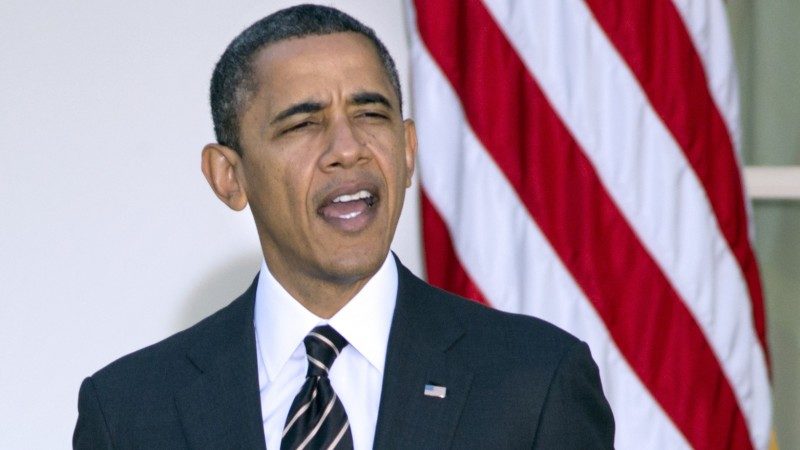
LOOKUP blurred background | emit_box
[0,1,796,448]
[728,1,800,447]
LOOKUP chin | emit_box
[319,247,388,285]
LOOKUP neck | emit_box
[283,276,371,319]
[262,257,379,319]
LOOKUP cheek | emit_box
[244,156,288,210]
[278,156,316,210]
[364,128,406,164]
[377,151,412,207]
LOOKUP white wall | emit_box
[0,1,418,448]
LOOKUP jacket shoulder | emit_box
[86,277,257,401]
[402,266,581,361]
[74,278,259,448]
[397,266,614,448]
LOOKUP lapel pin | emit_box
[424,384,447,399]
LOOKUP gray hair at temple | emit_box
[209,4,403,155]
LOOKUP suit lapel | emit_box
[174,277,267,449]
[373,261,473,450]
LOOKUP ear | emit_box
[201,143,248,211]
[402,119,418,188]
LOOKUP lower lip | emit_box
[318,200,378,233]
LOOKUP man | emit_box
[74,4,614,449]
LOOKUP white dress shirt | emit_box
[254,255,398,450]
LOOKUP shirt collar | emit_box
[254,254,398,382]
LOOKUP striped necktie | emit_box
[281,325,354,450]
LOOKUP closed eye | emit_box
[357,110,390,120]
[281,120,315,135]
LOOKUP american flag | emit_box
[406,0,772,448]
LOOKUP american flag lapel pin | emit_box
[424,383,447,399]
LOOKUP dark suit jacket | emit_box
[74,260,614,449]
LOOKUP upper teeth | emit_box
[332,190,373,203]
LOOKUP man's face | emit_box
[236,32,415,290]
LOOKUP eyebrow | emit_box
[270,101,324,125]
[350,91,393,109]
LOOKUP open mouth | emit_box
[329,189,376,218]
[317,186,379,231]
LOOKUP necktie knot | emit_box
[304,325,348,378]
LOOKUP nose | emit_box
[319,115,370,171]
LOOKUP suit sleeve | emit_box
[73,376,114,449]
[532,341,615,449]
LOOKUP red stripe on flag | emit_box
[413,1,752,448]
[421,189,489,305]
[584,0,768,362]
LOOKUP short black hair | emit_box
[209,4,402,155]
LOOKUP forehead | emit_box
[250,32,395,111]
